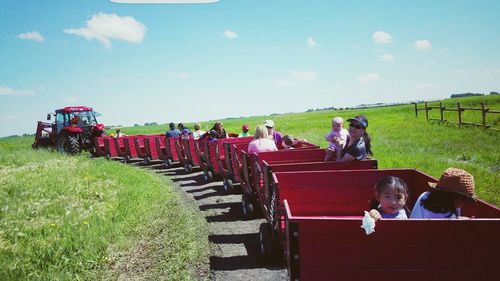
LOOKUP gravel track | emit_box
[146,162,288,281]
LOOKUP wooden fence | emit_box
[413,102,499,129]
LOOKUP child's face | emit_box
[376,188,407,215]
[332,121,343,132]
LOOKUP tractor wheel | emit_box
[241,193,255,219]
[203,170,213,182]
[223,178,234,194]
[185,163,193,173]
[165,158,173,168]
[57,133,80,154]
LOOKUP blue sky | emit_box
[1,0,499,137]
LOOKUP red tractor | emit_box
[32,106,106,155]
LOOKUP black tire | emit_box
[223,178,234,194]
[259,223,273,261]
[203,170,213,182]
[144,156,151,165]
[185,163,193,173]
[106,154,111,160]
[124,155,131,163]
[241,193,254,219]
[165,158,173,168]
[57,133,80,154]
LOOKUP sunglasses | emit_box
[349,123,363,129]
[265,126,273,129]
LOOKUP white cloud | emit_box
[307,37,320,49]
[64,13,146,49]
[223,30,239,39]
[273,79,295,87]
[171,72,190,79]
[291,70,318,81]
[372,31,392,44]
[357,73,380,84]
[414,40,432,51]
[61,96,77,103]
[111,0,219,3]
[17,31,45,42]
[483,69,500,75]
[0,85,35,96]
[379,53,394,62]
[438,48,448,54]
[455,69,468,75]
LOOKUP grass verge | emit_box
[0,137,209,280]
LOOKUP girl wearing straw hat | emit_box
[410,168,477,219]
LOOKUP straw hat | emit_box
[429,168,476,201]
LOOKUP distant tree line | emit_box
[451,91,499,98]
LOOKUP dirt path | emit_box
[147,163,288,280]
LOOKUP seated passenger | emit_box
[115,129,127,138]
[282,135,295,150]
[165,122,181,138]
[239,124,250,137]
[339,115,373,162]
[247,125,278,153]
[369,176,409,221]
[410,168,476,219]
[192,123,206,140]
[264,119,283,149]
[181,128,191,140]
[207,121,228,139]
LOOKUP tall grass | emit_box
[120,95,500,206]
[0,137,209,280]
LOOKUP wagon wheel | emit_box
[241,193,254,219]
[165,158,173,168]
[144,156,151,165]
[203,170,213,182]
[185,163,193,173]
[123,155,131,164]
[223,178,234,194]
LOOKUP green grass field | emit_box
[1,95,498,280]
[0,137,209,280]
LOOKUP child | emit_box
[239,124,250,137]
[181,128,191,140]
[410,168,476,219]
[324,116,348,161]
[192,123,206,140]
[282,135,295,150]
[369,176,409,221]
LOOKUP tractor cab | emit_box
[53,108,102,133]
[33,106,106,155]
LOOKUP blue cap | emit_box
[347,115,368,128]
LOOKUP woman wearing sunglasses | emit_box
[338,115,373,162]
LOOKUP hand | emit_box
[369,209,382,221]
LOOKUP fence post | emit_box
[425,102,429,120]
[481,102,487,128]
[439,102,444,122]
[414,103,418,118]
[457,103,462,126]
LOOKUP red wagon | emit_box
[103,136,120,159]
[143,135,163,164]
[240,147,323,218]
[218,137,254,191]
[164,137,180,168]
[181,137,202,173]
[200,136,250,182]
[134,134,163,165]
[123,136,143,163]
[278,169,500,280]
[92,136,107,157]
